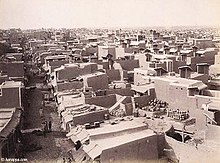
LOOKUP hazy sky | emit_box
[0,0,220,29]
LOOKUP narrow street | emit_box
[22,66,67,162]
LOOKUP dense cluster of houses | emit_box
[0,27,220,162]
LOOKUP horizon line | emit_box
[1,25,220,30]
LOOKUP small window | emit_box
[85,89,89,92]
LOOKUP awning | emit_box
[131,84,154,94]
[196,50,206,55]
[63,114,73,123]
[0,109,21,138]
[180,50,192,54]
[70,135,80,143]
[170,48,177,53]
[178,65,193,71]
[83,142,102,160]
[188,83,207,90]
[154,67,168,73]
[197,84,208,90]
[70,129,89,143]
[159,48,164,52]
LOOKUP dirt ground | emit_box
[22,70,68,163]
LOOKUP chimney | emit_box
[197,63,209,74]
[192,46,198,57]
[178,66,192,78]
[126,39,131,48]
[177,44,183,52]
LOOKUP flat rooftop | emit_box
[92,129,155,150]
[82,119,155,159]
[131,83,155,93]
[87,120,147,137]
[0,80,23,88]
[81,71,105,78]
[155,76,207,89]
[45,55,68,60]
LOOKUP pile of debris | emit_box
[148,98,168,112]
[110,108,126,117]
[167,109,189,121]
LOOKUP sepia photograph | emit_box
[0,0,220,162]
